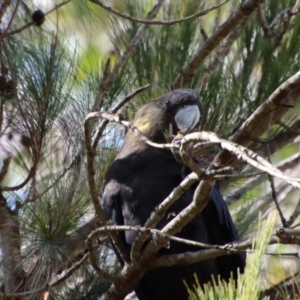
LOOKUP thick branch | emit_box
[216,71,300,167]
[187,132,300,188]
[172,0,263,88]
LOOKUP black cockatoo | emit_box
[102,89,245,300]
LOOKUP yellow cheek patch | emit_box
[134,118,151,133]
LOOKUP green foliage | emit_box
[187,212,276,300]
[5,33,75,147]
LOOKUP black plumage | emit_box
[102,89,245,300]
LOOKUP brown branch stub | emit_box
[0,157,11,183]
[172,0,264,89]
[268,174,287,227]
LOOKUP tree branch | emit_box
[90,0,229,25]
[2,0,72,37]
[92,83,150,150]
[186,132,300,188]
[86,230,118,283]
[172,0,263,88]
[215,71,300,167]
[197,18,249,89]
[83,115,129,263]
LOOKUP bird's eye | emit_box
[181,105,186,109]
[165,99,172,106]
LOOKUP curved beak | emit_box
[174,105,200,134]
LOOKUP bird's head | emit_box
[133,89,203,143]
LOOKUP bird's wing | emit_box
[102,180,124,227]
[209,186,239,239]
[102,180,128,265]
[203,186,246,279]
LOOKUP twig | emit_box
[88,112,300,186]
[186,132,300,187]
[214,171,265,180]
[86,230,118,283]
[2,0,72,37]
[86,112,174,150]
[257,4,273,37]
[277,227,300,237]
[272,8,293,49]
[138,180,215,261]
[0,252,90,299]
[225,173,264,204]
[200,166,233,176]
[92,0,164,110]
[197,18,248,89]
[257,182,294,221]
[277,120,300,133]
[93,58,111,111]
[151,226,300,269]
[92,84,150,150]
[255,120,300,160]
[90,0,229,25]
[0,161,38,191]
[172,0,263,88]
[266,106,287,227]
[92,225,241,253]
[268,174,287,227]
[269,8,292,29]
[21,156,78,206]
[83,113,129,263]
[3,0,20,34]
[277,152,300,170]
[199,25,208,41]
[248,136,271,144]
